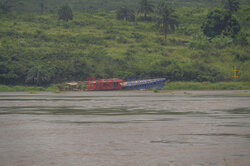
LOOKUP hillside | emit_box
[0,1,249,85]
[7,0,250,13]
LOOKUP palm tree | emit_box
[116,6,135,22]
[25,66,53,85]
[223,0,240,13]
[138,0,154,19]
[156,0,178,40]
[39,2,46,14]
[58,4,73,22]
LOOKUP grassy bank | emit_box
[1,82,250,92]
[0,5,249,85]
[162,81,250,90]
[0,84,59,92]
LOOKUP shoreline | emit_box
[0,81,250,92]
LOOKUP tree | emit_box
[0,0,21,14]
[58,4,73,22]
[25,65,54,86]
[156,0,178,40]
[39,2,47,14]
[233,32,248,46]
[116,6,135,22]
[138,0,154,19]
[223,0,240,13]
[201,9,240,38]
[0,2,10,14]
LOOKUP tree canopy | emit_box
[138,0,154,18]
[116,6,135,21]
[156,0,179,40]
[0,0,21,14]
[58,4,73,22]
[223,0,240,13]
[201,9,240,38]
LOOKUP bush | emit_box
[211,35,232,49]
[0,1,11,14]
[188,33,210,50]
[162,81,250,90]
[235,52,249,62]
[233,32,248,46]
[168,37,187,46]
[201,9,240,38]
[130,32,144,42]
[58,4,73,22]
[240,61,250,81]
[117,36,129,43]
[116,6,135,22]
[136,16,154,21]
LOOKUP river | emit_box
[0,91,250,166]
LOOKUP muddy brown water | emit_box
[0,91,250,166]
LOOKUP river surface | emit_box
[0,91,250,166]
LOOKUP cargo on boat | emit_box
[59,78,166,91]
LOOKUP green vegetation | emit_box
[1,81,249,92]
[116,6,135,21]
[156,0,179,40]
[0,0,249,91]
[138,0,154,19]
[201,9,240,38]
[162,81,250,90]
[0,0,21,14]
[223,0,240,13]
[1,0,249,13]
[58,4,73,22]
[153,89,159,93]
[0,84,59,92]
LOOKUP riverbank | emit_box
[162,81,250,90]
[0,82,250,92]
[0,84,59,92]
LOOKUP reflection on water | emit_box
[0,91,250,166]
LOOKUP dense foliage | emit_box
[201,9,240,38]
[0,0,21,14]
[223,0,240,13]
[1,0,249,13]
[58,4,73,22]
[0,0,249,86]
[156,0,179,40]
[116,6,135,21]
[138,0,154,19]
